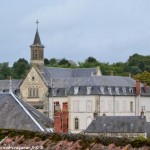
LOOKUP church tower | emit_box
[30,20,44,66]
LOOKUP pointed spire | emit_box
[33,29,41,45]
[30,20,44,48]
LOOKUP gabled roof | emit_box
[0,93,53,132]
[85,116,147,133]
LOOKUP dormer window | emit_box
[108,87,112,95]
[74,87,79,95]
[129,87,133,94]
[87,87,92,94]
[65,89,68,96]
[122,87,126,95]
[100,86,105,95]
[115,87,120,95]
[52,88,57,96]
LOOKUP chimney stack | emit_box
[136,80,141,96]
[141,109,144,119]
[54,102,68,133]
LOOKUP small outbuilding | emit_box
[85,116,150,138]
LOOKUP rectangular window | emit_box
[54,101,60,111]
[130,102,133,112]
[74,87,79,95]
[100,99,105,112]
[75,118,79,130]
[87,87,92,94]
[86,100,92,112]
[115,100,119,112]
[141,106,145,111]
[52,89,57,96]
[108,100,113,112]
[73,101,79,112]
[122,100,127,112]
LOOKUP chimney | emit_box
[136,80,141,96]
[141,109,144,119]
[54,103,68,133]
[62,102,68,112]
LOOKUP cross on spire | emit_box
[36,20,39,29]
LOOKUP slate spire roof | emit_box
[34,29,41,44]
[30,29,44,48]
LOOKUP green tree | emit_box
[79,57,100,68]
[58,58,71,67]
[49,58,57,65]
[127,53,150,73]
[0,62,11,79]
[12,58,30,79]
[44,58,49,65]
[133,71,150,86]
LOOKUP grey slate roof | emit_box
[47,76,150,96]
[0,93,53,132]
[39,67,97,83]
[0,79,22,92]
[51,76,137,88]
[85,116,147,133]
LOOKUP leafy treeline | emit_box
[0,53,150,85]
[0,58,30,79]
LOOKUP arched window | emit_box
[36,88,39,97]
[28,87,39,98]
[28,88,32,97]
[33,88,35,97]
[75,118,79,130]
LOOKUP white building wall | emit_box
[69,95,98,134]
[100,96,136,116]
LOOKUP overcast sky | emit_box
[0,0,150,66]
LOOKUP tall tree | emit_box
[79,56,100,68]
[133,71,150,86]
[12,58,30,79]
[0,62,11,79]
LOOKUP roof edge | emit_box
[10,93,45,132]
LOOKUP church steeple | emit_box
[30,20,44,66]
